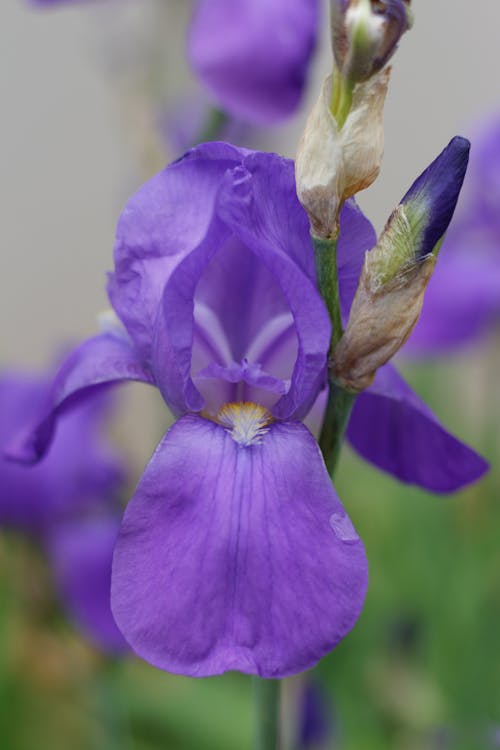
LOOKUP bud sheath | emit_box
[332,136,470,391]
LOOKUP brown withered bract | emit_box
[295,68,390,239]
[332,253,436,391]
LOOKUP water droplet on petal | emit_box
[330,512,360,543]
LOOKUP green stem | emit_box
[252,677,281,750]
[312,235,357,475]
[312,235,343,353]
[197,107,230,144]
[319,381,357,476]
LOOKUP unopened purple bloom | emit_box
[13,143,486,676]
[188,0,320,124]
[406,116,500,355]
[331,0,411,82]
[372,0,412,72]
[401,136,470,259]
[48,517,128,653]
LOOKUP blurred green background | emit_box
[1,347,498,750]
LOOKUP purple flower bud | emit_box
[332,137,471,392]
[331,0,411,83]
[401,136,470,259]
[404,114,500,356]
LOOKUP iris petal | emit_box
[154,152,333,419]
[195,235,292,362]
[347,364,488,493]
[108,143,246,361]
[8,332,152,462]
[217,154,332,419]
[0,373,122,532]
[111,414,367,678]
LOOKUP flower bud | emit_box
[331,0,411,84]
[332,136,470,391]
[295,68,389,238]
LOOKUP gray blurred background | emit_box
[1,0,498,455]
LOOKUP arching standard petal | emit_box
[108,142,246,361]
[217,155,332,419]
[8,332,153,463]
[347,364,488,493]
[153,152,333,418]
[214,151,376,293]
[112,415,367,678]
[188,0,320,124]
[216,152,316,281]
[195,234,292,363]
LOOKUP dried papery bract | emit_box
[333,239,436,391]
[295,68,390,238]
[296,0,408,238]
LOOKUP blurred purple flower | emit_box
[298,679,334,748]
[406,115,500,355]
[31,0,321,125]
[188,0,321,124]
[0,371,126,652]
[48,517,127,653]
[11,143,486,676]
[0,372,122,534]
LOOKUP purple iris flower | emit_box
[188,0,321,124]
[0,371,126,652]
[11,143,486,677]
[405,115,500,355]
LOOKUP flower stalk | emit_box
[319,381,357,477]
[313,234,343,351]
[252,678,281,750]
[313,234,357,476]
